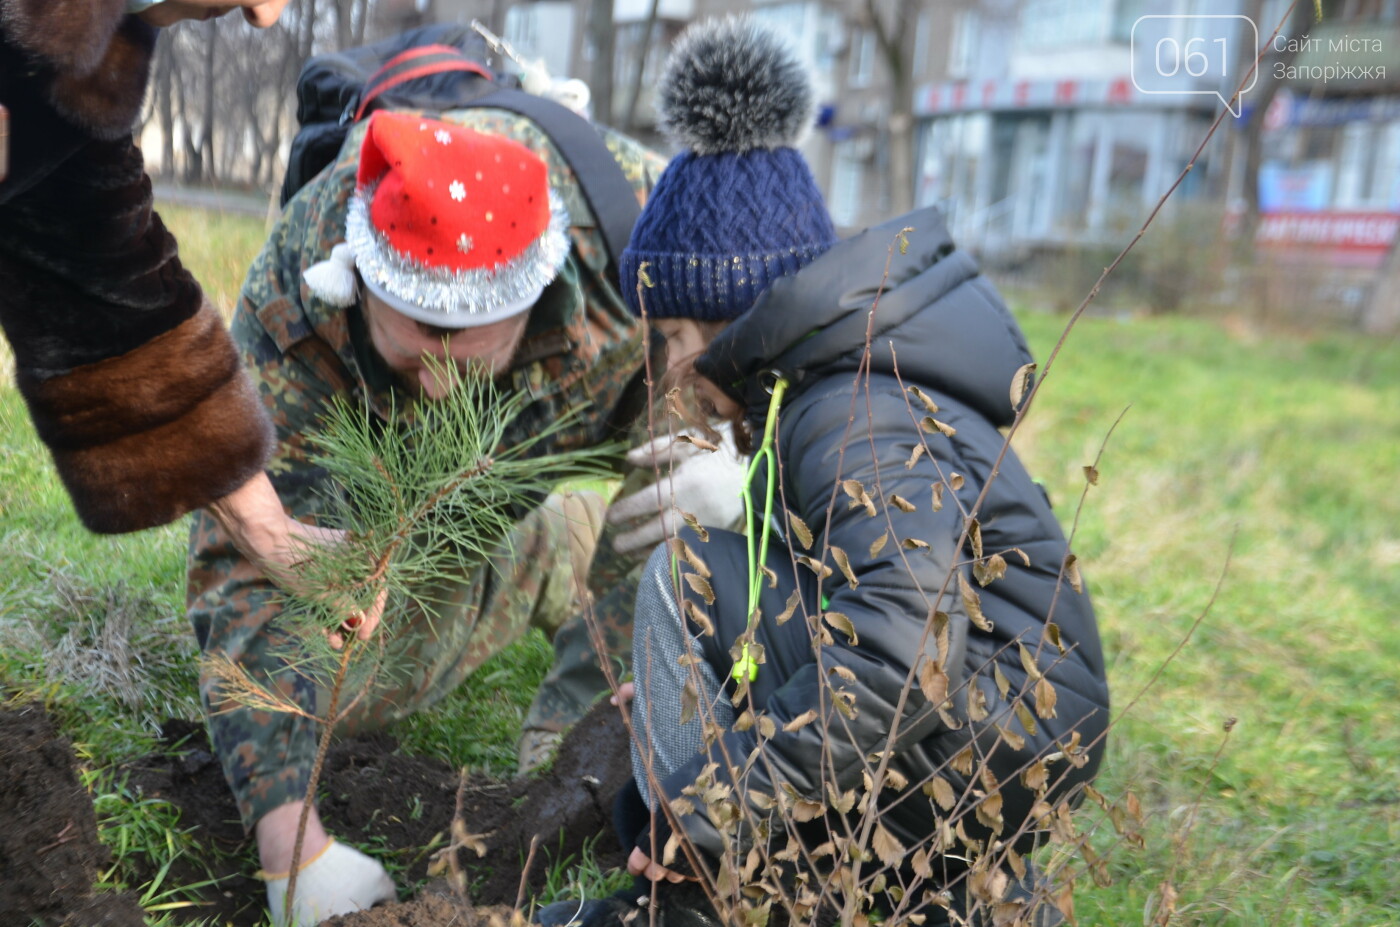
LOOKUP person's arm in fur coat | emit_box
[0,1,287,534]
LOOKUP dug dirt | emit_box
[2,703,633,926]
[0,705,145,926]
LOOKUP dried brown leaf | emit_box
[1014,701,1039,737]
[669,537,711,578]
[1009,362,1036,409]
[967,517,983,561]
[787,512,813,550]
[830,665,857,682]
[663,829,682,866]
[733,710,755,732]
[830,546,859,588]
[902,537,930,550]
[1045,621,1065,655]
[919,658,950,707]
[757,715,777,740]
[995,723,1026,751]
[924,776,956,811]
[1007,848,1027,882]
[676,434,719,452]
[1083,464,1100,485]
[890,494,916,513]
[823,611,858,644]
[931,481,945,512]
[796,555,833,580]
[993,664,1010,699]
[684,599,715,636]
[791,799,825,822]
[958,572,994,631]
[950,746,975,777]
[1035,676,1059,719]
[1064,553,1083,594]
[975,791,1004,834]
[974,553,1006,587]
[1018,643,1043,681]
[680,510,709,542]
[841,480,877,517]
[775,589,801,625]
[967,679,989,721]
[826,784,855,814]
[1021,760,1049,793]
[685,572,716,605]
[921,416,957,438]
[680,680,698,725]
[872,823,906,867]
[783,709,819,733]
[907,385,939,414]
[869,532,889,559]
[905,444,926,470]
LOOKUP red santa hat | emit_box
[303,111,569,328]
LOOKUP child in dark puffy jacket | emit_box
[538,19,1109,927]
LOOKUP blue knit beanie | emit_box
[621,19,838,321]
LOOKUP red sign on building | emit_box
[1256,212,1400,268]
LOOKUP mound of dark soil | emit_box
[6,702,634,926]
[0,705,145,927]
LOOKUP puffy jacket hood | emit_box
[696,206,1034,428]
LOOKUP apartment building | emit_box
[418,0,1398,272]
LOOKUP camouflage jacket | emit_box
[224,110,667,522]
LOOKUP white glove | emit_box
[608,422,747,554]
[265,840,396,927]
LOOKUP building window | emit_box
[1110,0,1153,43]
[948,11,977,79]
[829,141,865,227]
[849,29,875,89]
[1336,120,1400,208]
[912,7,932,79]
[1020,0,1104,49]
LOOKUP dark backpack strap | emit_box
[356,45,494,121]
[466,87,641,289]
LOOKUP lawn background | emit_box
[0,202,1395,925]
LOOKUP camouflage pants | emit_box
[520,468,654,741]
[188,491,605,829]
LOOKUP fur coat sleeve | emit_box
[0,1,275,533]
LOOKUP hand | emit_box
[607,423,746,554]
[628,846,689,884]
[207,472,385,647]
[138,0,290,28]
[610,681,635,707]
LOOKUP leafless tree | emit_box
[148,0,372,188]
[863,0,923,217]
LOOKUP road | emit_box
[153,183,274,218]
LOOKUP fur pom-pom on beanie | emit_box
[620,18,837,321]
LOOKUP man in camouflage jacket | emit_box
[186,108,683,919]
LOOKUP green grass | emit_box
[1,203,1396,923]
[1008,309,1400,925]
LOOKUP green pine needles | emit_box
[288,364,620,637]
[203,362,621,908]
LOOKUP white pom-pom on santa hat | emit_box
[303,242,358,307]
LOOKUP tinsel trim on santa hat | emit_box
[345,183,569,326]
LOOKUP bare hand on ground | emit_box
[610,682,635,706]
[628,847,690,884]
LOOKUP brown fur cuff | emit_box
[1,0,156,137]
[18,303,276,534]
